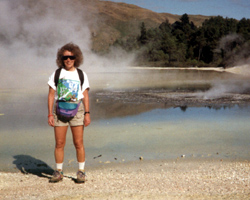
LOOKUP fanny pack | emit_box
[56,100,81,122]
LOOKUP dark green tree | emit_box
[215,33,244,67]
[171,13,197,62]
[191,28,206,61]
[196,16,238,63]
[159,19,172,34]
[111,13,250,67]
[237,18,250,41]
[138,22,148,45]
[160,33,177,63]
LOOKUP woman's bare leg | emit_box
[54,126,68,164]
[71,125,85,162]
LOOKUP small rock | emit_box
[68,159,74,164]
[94,155,102,159]
[139,156,143,161]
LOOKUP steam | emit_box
[0,1,91,56]
[0,0,135,90]
[200,80,246,99]
[200,33,250,99]
[0,0,249,100]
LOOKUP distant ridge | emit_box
[82,1,213,52]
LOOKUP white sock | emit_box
[56,163,63,171]
[79,162,85,171]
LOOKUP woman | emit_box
[47,43,90,183]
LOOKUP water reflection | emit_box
[179,106,188,112]
[91,88,250,119]
[85,105,250,167]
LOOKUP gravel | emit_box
[1,159,250,200]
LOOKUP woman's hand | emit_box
[48,115,55,127]
[83,89,91,127]
[84,114,91,127]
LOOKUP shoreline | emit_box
[131,66,225,72]
[1,159,250,199]
[130,65,250,77]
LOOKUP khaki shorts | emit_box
[53,101,84,127]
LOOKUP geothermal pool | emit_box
[0,68,250,172]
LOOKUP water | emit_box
[86,105,250,164]
[0,68,250,172]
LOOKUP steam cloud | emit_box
[0,0,135,90]
[203,33,250,99]
[0,0,249,100]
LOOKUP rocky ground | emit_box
[1,159,250,200]
[91,87,250,119]
[95,89,250,107]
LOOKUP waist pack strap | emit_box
[57,101,79,110]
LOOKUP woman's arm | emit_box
[83,89,91,127]
[48,86,55,127]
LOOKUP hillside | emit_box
[5,0,212,53]
[83,1,212,52]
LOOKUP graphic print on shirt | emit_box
[57,79,80,102]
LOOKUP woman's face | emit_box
[63,50,75,71]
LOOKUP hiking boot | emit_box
[50,170,63,183]
[76,170,86,183]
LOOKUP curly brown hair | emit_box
[56,43,84,68]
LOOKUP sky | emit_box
[103,0,250,20]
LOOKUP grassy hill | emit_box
[84,0,212,52]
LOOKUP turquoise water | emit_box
[1,96,250,172]
[1,69,250,172]
[86,105,250,166]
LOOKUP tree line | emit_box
[113,14,250,67]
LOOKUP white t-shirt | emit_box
[48,68,90,101]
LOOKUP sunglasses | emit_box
[62,56,76,60]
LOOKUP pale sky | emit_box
[103,0,250,20]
